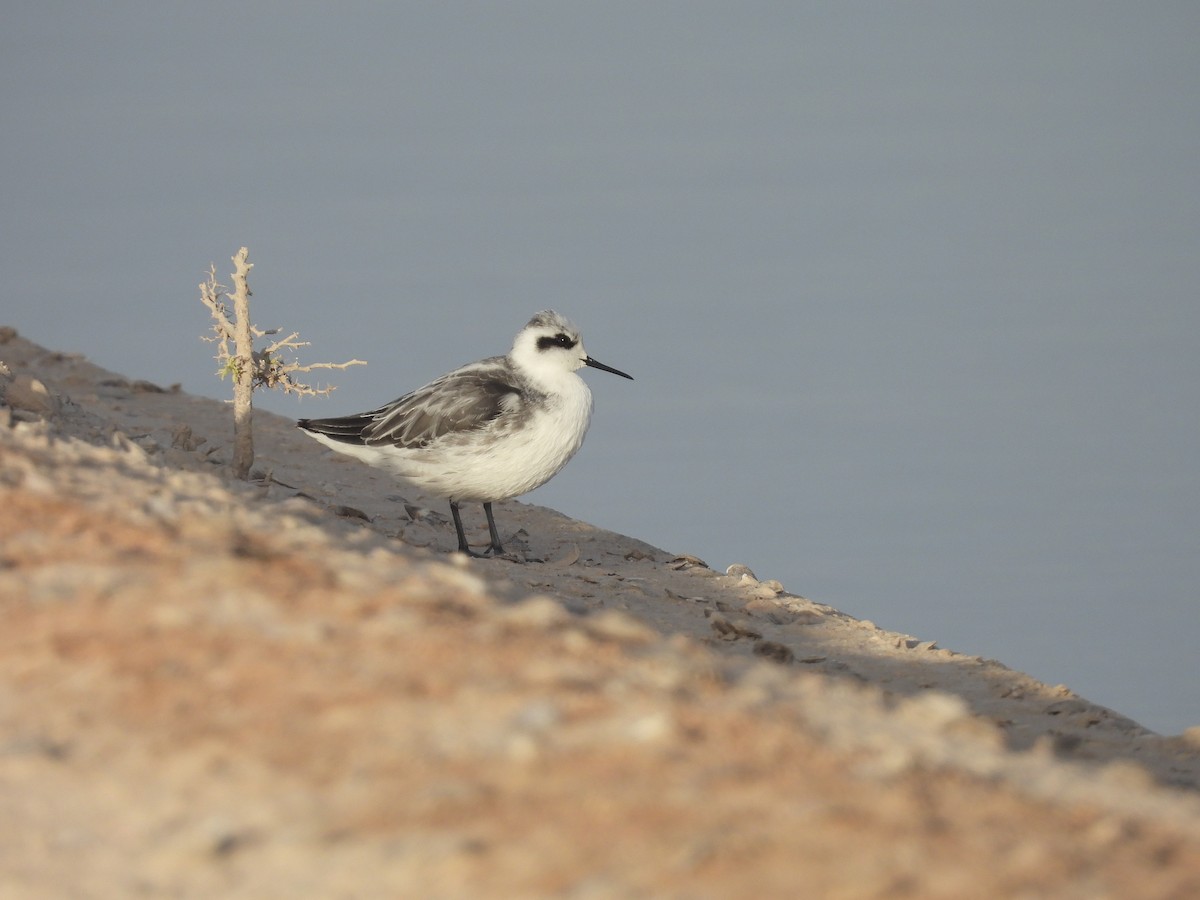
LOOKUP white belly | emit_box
[310,379,595,503]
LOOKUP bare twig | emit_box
[198,246,366,479]
[228,247,256,479]
[254,330,366,397]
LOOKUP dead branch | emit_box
[198,246,366,479]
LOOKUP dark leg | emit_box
[449,501,473,554]
[450,501,504,558]
[482,502,505,556]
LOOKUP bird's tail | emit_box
[296,413,373,446]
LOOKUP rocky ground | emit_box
[2,325,1200,898]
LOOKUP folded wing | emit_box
[298,359,526,450]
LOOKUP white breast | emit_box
[319,373,596,503]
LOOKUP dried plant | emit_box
[199,246,365,479]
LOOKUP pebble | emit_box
[753,641,795,664]
[1099,759,1156,791]
[897,691,971,730]
[584,609,657,644]
[497,595,571,631]
[512,700,563,733]
[3,376,61,416]
[624,710,674,743]
[706,612,762,641]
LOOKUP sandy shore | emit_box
[2,325,1199,897]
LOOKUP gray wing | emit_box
[362,358,525,449]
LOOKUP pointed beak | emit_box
[584,356,634,380]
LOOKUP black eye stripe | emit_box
[537,332,577,351]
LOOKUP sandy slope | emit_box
[2,325,1200,897]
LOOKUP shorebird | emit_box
[297,310,632,556]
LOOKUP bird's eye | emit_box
[537,332,578,352]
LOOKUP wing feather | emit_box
[299,357,529,450]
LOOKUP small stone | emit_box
[1085,817,1128,849]
[625,711,674,743]
[552,544,582,566]
[744,596,784,616]
[171,424,207,451]
[1100,759,1155,790]
[4,376,61,416]
[899,691,971,729]
[498,595,570,631]
[748,584,782,601]
[403,503,436,522]
[212,831,252,857]
[753,641,794,664]
[707,612,761,641]
[898,639,940,651]
[584,609,657,644]
[725,563,758,580]
[512,700,562,733]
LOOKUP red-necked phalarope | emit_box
[298,310,632,557]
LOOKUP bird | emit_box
[297,310,633,557]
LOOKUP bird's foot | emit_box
[455,543,525,562]
[455,546,492,559]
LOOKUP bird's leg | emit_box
[449,501,475,555]
[482,502,505,556]
[449,500,502,558]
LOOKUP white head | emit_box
[509,310,633,388]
